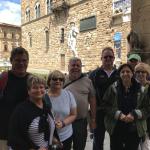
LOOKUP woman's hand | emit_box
[52,137,63,149]
[125,113,134,123]
[55,120,64,129]
[119,113,126,122]
[38,147,48,150]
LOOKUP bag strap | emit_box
[63,73,85,89]
[43,93,62,148]
[44,93,52,109]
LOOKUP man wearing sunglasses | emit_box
[64,57,96,150]
[89,47,119,150]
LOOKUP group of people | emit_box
[0,47,96,150]
[0,46,150,150]
[90,47,150,150]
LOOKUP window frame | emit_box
[25,7,30,22]
[35,2,40,19]
[46,0,52,14]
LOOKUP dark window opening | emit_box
[46,30,49,51]
[60,28,64,43]
[4,44,8,52]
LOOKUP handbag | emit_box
[50,144,63,150]
[49,143,63,150]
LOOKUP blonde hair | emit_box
[135,62,150,76]
[27,75,46,90]
[47,70,65,87]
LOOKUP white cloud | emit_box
[0,1,21,26]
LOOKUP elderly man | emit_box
[64,57,96,150]
[0,47,30,150]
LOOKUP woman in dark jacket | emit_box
[8,75,58,150]
[102,64,150,150]
[135,62,150,149]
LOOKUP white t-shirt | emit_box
[49,89,76,142]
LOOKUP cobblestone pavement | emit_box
[85,132,110,150]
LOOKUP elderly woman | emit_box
[8,75,57,150]
[135,62,150,150]
[102,63,150,150]
[47,70,77,150]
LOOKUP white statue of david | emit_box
[68,22,79,57]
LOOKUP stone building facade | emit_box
[21,0,131,73]
[0,23,21,64]
[132,0,150,63]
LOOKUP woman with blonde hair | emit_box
[8,75,58,150]
[47,70,77,150]
[135,62,150,150]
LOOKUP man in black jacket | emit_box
[89,47,119,150]
[0,47,29,150]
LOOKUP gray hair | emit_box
[69,57,82,65]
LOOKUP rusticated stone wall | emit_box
[132,0,150,63]
[0,23,21,61]
[21,0,131,73]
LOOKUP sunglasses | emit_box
[136,71,147,74]
[52,78,64,81]
[103,56,114,59]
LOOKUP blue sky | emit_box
[0,0,21,26]
[9,0,20,4]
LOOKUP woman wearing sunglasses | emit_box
[135,62,150,150]
[47,70,77,150]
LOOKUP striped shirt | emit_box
[28,113,55,148]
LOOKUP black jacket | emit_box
[89,67,119,108]
[8,100,56,150]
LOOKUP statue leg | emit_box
[72,50,78,57]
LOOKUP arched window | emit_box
[4,44,8,52]
[35,2,40,18]
[12,33,14,39]
[44,27,49,51]
[25,7,30,22]
[60,28,64,43]
[4,31,7,38]
[46,0,52,14]
[28,32,32,47]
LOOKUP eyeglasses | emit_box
[103,56,114,59]
[136,71,147,74]
[52,78,64,81]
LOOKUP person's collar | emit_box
[10,70,28,78]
